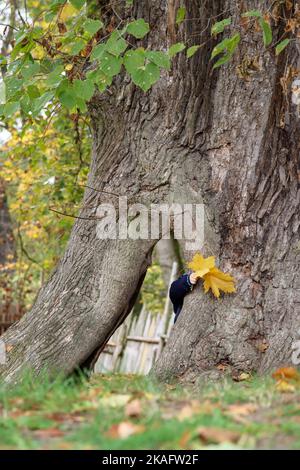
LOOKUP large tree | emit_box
[0,0,299,384]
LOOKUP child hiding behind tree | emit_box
[169,272,198,323]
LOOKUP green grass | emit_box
[0,371,300,449]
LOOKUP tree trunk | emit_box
[0,0,299,384]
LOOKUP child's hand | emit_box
[189,272,198,285]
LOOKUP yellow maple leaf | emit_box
[60,4,77,22]
[187,253,215,278]
[276,380,296,393]
[203,267,236,298]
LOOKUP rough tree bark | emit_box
[0,0,299,384]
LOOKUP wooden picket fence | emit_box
[94,262,178,375]
[0,305,23,336]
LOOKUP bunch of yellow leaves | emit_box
[187,253,236,298]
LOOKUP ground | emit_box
[0,369,300,450]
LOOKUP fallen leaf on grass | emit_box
[225,403,258,424]
[197,427,241,445]
[57,442,74,450]
[272,367,299,381]
[178,405,195,422]
[226,403,258,416]
[276,380,296,393]
[9,409,36,418]
[106,421,145,439]
[165,384,177,390]
[232,372,251,382]
[99,394,131,408]
[32,428,65,439]
[85,387,103,399]
[163,400,217,421]
[179,430,191,449]
[9,397,25,407]
[125,399,142,418]
[72,400,99,412]
[178,400,217,421]
[45,412,86,424]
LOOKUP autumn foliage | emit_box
[187,252,236,298]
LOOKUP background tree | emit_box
[0,0,299,384]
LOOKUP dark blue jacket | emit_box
[169,273,193,323]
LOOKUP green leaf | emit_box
[0,81,6,104]
[146,51,171,70]
[45,10,57,22]
[130,61,160,92]
[20,93,32,114]
[124,49,160,91]
[26,85,40,99]
[213,52,232,69]
[176,7,186,25]
[10,40,34,60]
[73,78,95,101]
[45,65,64,87]
[70,0,85,9]
[84,18,103,35]
[211,33,240,68]
[259,18,272,47]
[99,52,122,77]
[126,19,150,39]
[275,38,290,55]
[123,48,145,74]
[0,55,7,67]
[40,58,62,74]
[70,38,86,55]
[32,91,54,116]
[211,18,231,35]
[90,43,106,60]
[21,61,40,80]
[4,101,20,117]
[168,42,185,58]
[211,38,228,59]
[242,10,262,18]
[5,76,23,99]
[105,32,127,57]
[15,30,28,44]
[75,96,87,112]
[187,45,200,58]
[93,70,112,92]
[58,90,77,110]
[211,33,240,58]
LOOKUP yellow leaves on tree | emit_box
[59,4,77,23]
[187,252,236,298]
